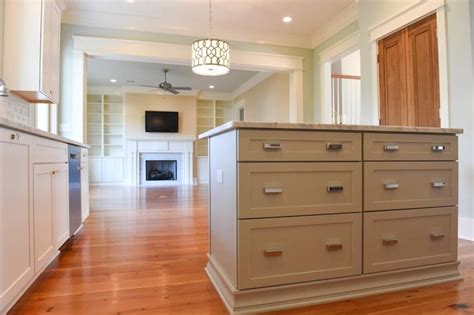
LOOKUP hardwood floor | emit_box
[9,185,474,315]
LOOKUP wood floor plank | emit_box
[9,185,474,314]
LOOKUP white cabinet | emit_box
[3,0,64,103]
[52,164,69,250]
[0,130,34,312]
[81,149,90,222]
[89,157,124,184]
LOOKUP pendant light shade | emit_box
[192,0,230,76]
[192,39,230,76]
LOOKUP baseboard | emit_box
[459,216,474,241]
[206,257,461,314]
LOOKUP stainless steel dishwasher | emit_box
[68,145,82,236]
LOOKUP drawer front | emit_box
[32,137,68,164]
[238,130,361,161]
[364,162,458,211]
[238,213,362,289]
[239,162,362,218]
[364,133,458,161]
[364,207,457,273]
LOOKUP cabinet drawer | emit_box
[364,133,457,161]
[239,162,362,218]
[32,137,68,164]
[238,213,362,289]
[238,130,361,161]
[364,207,457,273]
[364,162,458,211]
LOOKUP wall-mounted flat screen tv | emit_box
[145,111,179,133]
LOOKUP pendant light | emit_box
[192,0,230,76]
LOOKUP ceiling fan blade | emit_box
[166,88,180,95]
[173,87,192,90]
[139,84,160,88]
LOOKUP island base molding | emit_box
[206,256,461,315]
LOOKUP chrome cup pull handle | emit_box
[326,243,343,251]
[431,181,446,188]
[327,185,344,193]
[384,183,400,190]
[431,144,445,152]
[382,238,398,246]
[264,249,283,257]
[430,233,445,240]
[384,144,399,151]
[326,143,343,151]
[264,188,283,194]
[263,143,282,150]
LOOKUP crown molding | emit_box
[87,85,200,97]
[311,1,359,49]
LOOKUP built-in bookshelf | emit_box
[196,99,233,157]
[87,94,124,157]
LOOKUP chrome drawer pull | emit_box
[326,143,343,151]
[264,188,283,194]
[264,249,283,257]
[384,183,400,190]
[431,181,447,188]
[430,233,445,240]
[384,144,399,151]
[327,185,344,193]
[431,144,445,152]
[382,238,398,246]
[326,243,343,251]
[263,143,282,150]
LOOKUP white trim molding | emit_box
[459,216,474,241]
[319,31,360,123]
[369,0,449,127]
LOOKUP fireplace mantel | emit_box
[125,139,195,186]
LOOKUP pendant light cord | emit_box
[208,0,212,39]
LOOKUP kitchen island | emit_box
[199,121,463,314]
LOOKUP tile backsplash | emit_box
[0,94,33,126]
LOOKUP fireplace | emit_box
[146,160,177,181]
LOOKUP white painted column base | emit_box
[459,216,474,241]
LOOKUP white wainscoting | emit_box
[125,138,194,186]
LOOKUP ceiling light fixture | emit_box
[282,16,292,23]
[110,79,117,83]
[209,85,215,89]
[192,0,230,76]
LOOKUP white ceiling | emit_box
[87,57,259,93]
[63,0,357,48]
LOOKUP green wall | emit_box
[60,23,314,128]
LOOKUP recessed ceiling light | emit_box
[209,85,215,89]
[126,0,135,3]
[282,16,292,23]
[110,79,117,83]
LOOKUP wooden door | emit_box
[378,14,440,127]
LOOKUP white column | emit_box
[72,50,87,142]
[289,70,304,123]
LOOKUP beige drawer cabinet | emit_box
[239,130,361,161]
[202,123,461,314]
[238,213,362,289]
[364,133,458,161]
[364,207,458,273]
[239,162,362,218]
[364,162,458,211]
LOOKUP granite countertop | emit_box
[0,118,90,148]
[198,121,464,139]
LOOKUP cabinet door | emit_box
[89,157,103,183]
[33,164,54,273]
[40,0,61,103]
[0,135,34,310]
[81,162,90,222]
[52,163,69,250]
[102,157,124,183]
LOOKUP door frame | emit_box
[319,32,360,123]
[369,0,448,127]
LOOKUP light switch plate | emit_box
[217,169,223,183]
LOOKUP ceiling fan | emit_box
[139,69,192,95]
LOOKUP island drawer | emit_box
[238,162,362,218]
[364,162,458,211]
[238,213,362,289]
[363,207,457,274]
[32,137,68,164]
[238,130,361,161]
[364,133,458,161]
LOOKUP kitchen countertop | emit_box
[198,121,464,139]
[0,117,90,148]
